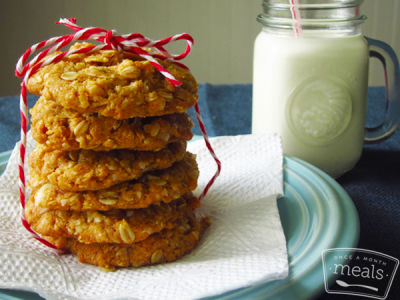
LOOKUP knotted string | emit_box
[15,18,221,249]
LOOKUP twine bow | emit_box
[16,18,194,86]
[15,18,220,250]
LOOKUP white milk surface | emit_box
[252,30,369,177]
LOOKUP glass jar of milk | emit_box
[252,0,400,178]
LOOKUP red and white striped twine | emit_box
[15,18,221,250]
[194,104,222,201]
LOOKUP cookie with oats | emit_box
[30,97,193,152]
[29,141,187,192]
[30,153,198,211]
[45,213,210,269]
[25,192,200,245]
[27,43,198,120]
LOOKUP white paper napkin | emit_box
[0,133,288,300]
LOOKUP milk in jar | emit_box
[252,30,369,177]
[251,0,375,177]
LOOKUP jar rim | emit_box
[258,0,367,29]
[257,14,367,26]
[262,0,364,9]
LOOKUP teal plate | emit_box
[0,153,359,300]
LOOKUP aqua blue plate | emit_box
[0,152,359,300]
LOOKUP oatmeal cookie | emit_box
[29,141,186,191]
[45,214,210,269]
[25,192,200,245]
[30,97,193,151]
[30,153,198,211]
[27,43,198,119]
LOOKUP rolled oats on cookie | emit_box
[29,141,186,191]
[25,192,200,245]
[30,153,198,211]
[44,212,210,269]
[27,43,198,119]
[30,97,193,151]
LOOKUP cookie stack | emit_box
[24,42,209,269]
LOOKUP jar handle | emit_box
[365,37,400,143]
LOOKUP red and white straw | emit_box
[289,0,302,37]
[15,18,220,249]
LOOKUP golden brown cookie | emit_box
[25,192,200,245]
[45,214,209,269]
[30,153,198,211]
[30,97,193,151]
[27,43,198,119]
[28,141,186,191]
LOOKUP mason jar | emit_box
[252,0,400,177]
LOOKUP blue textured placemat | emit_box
[0,86,394,151]
[0,95,38,153]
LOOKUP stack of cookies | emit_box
[24,43,209,269]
